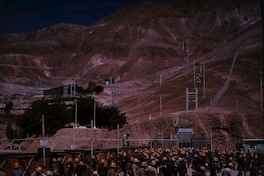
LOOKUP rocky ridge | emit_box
[0,0,263,151]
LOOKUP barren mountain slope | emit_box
[0,0,261,89]
[0,0,263,149]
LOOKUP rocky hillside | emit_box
[0,0,261,90]
[0,0,263,150]
[16,111,260,151]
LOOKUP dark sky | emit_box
[0,0,164,36]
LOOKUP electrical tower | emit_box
[35,76,41,93]
[186,87,198,110]
[110,77,115,106]
[71,78,76,97]
[193,62,205,98]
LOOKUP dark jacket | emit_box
[12,169,22,176]
[106,168,115,176]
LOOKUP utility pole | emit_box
[71,100,77,150]
[210,130,213,149]
[35,76,41,93]
[94,101,96,128]
[117,124,120,155]
[71,78,76,97]
[236,99,239,112]
[74,79,76,97]
[260,70,263,112]
[187,41,189,70]
[72,124,75,149]
[75,100,77,127]
[91,120,94,157]
[42,115,46,166]
[203,63,206,98]
[110,77,115,106]
[160,74,162,115]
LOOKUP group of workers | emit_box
[6,146,264,176]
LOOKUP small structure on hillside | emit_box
[243,139,264,153]
[175,127,194,147]
[44,85,72,96]
[104,77,115,85]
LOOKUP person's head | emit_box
[141,161,147,168]
[178,157,183,162]
[36,167,42,174]
[162,157,167,162]
[79,161,85,166]
[14,162,19,169]
[110,162,116,168]
[74,158,79,163]
[213,157,219,162]
[67,157,73,163]
[150,160,156,166]
[52,158,57,163]
[100,159,106,165]
[228,157,233,161]
[228,162,234,168]
[171,157,176,162]
[57,157,62,162]
[200,166,206,174]
[133,158,140,164]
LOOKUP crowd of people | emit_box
[7,146,264,176]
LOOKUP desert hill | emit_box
[0,0,263,150]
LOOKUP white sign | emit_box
[40,140,48,147]
[71,145,77,150]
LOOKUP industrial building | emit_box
[243,139,264,153]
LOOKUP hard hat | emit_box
[141,161,147,167]
[36,167,43,173]
[228,162,234,168]
[57,157,62,162]
[14,162,19,168]
[52,158,57,162]
[150,160,156,166]
[178,157,183,162]
[67,157,73,162]
[110,162,116,168]
[133,158,140,163]
[79,161,85,165]
[100,159,106,164]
